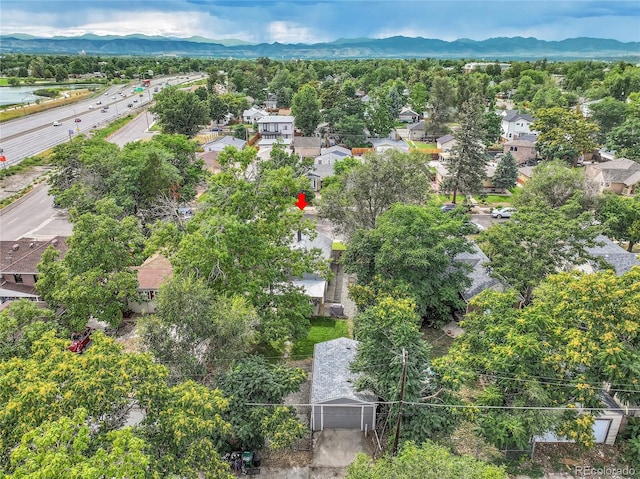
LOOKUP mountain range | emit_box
[1,34,638,60]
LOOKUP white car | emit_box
[491,207,516,219]
[88,105,95,109]
[52,121,62,126]
[111,96,116,100]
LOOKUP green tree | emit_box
[478,207,602,304]
[318,150,431,238]
[492,151,518,190]
[530,85,567,111]
[514,160,595,210]
[606,117,640,160]
[442,98,488,203]
[291,84,321,136]
[352,297,457,444]
[589,97,629,143]
[346,441,507,479]
[435,267,640,449]
[150,86,209,137]
[0,332,167,465]
[268,69,293,108]
[531,107,599,165]
[366,91,395,137]
[208,90,229,125]
[334,115,368,148]
[169,147,327,348]
[343,204,473,324]
[427,76,456,136]
[139,275,258,383]
[219,356,307,450]
[409,82,428,113]
[8,409,150,479]
[480,110,502,145]
[596,193,640,252]
[0,300,56,362]
[36,200,145,330]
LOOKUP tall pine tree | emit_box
[442,97,487,203]
[492,151,518,190]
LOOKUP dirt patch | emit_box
[0,167,50,202]
[528,443,634,477]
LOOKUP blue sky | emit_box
[1,0,639,43]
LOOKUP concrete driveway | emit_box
[259,429,370,479]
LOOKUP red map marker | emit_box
[295,192,308,210]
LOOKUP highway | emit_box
[0,75,196,167]
[0,183,73,240]
[0,74,203,240]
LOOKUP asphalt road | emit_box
[0,183,73,241]
[0,74,195,167]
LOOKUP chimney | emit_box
[29,242,34,248]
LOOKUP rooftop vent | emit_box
[12,244,19,251]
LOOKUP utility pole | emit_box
[391,348,408,456]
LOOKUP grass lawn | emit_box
[422,327,454,359]
[291,317,350,359]
[481,194,513,205]
[412,142,436,149]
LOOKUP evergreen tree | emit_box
[492,151,518,190]
[442,98,487,203]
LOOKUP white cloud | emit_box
[267,21,331,44]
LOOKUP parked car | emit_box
[101,108,108,113]
[127,103,133,108]
[133,99,138,103]
[52,121,62,126]
[68,327,93,354]
[96,101,102,105]
[441,203,457,212]
[491,207,516,218]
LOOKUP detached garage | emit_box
[311,338,377,431]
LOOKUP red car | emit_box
[74,118,82,123]
[68,327,93,353]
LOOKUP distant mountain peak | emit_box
[0,34,637,61]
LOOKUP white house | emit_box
[257,115,295,147]
[500,110,535,141]
[242,107,268,124]
[308,146,353,190]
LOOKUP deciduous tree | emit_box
[150,86,209,137]
[318,150,431,238]
[291,84,321,136]
[596,193,640,252]
[343,204,473,324]
[346,441,507,479]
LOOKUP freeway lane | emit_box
[0,75,195,167]
[0,183,73,241]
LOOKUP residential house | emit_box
[202,136,246,153]
[128,255,173,314]
[292,136,322,159]
[578,235,640,276]
[436,134,456,160]
[257,115,295,147]
[308,146,353,191]
[290,232,333,315]
[500,110,535,142]
[368,137,410,153]
[0,237,68,303]
[585,158,640,196]
[311,338,377,431]
[463,62,511,73]
[242,107,268,124]
[454,243,509,314]
[533,392,625,446]
[407,120,427,141]
[503,138,537,165]
[265,93,277,110]
[517,165,535,186]
[398,107,420,123]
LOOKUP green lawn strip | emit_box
[413,142,436,148]
[421,326,454,359]
[291,317,350,359]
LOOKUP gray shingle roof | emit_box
[437,134,455,144]
[455,243,505,302]
[591,158,640,185]
[408,120,426,131]
[586,236,640,276]
[311,338,376,404]
[293,136,322,148]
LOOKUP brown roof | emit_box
[0,237,69,274]
[134,254,173,290]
